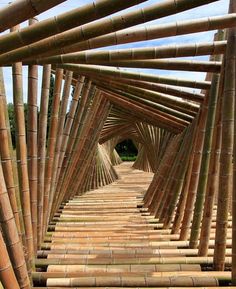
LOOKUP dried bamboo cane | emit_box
[52,80,93,215]
[198,63,223,256]
[36,14,236,59]
[37,64,51,247]
[60,91,103,201]
[0,163,31,289]
[55,76,85,187]
[34,41,226,65]
[179,68,212,241]
[58,64,211,90]
[43,68,63,235]
[162,123,197,228]
[0,0,220,64]
[0,230,20,289]
[69,98,112,197]
[48,71,73,222]
[27,18,38,253]
[214,0,235,271]
[189,32,224,249]
[102,90,184,133]
[0,68,22,236]
[0,0,147,53]
[0,0,66,33]
[144,135,183,212]
[99,78,204,103]
[12,25,34,272]
[95,78,199,115]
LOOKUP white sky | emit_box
[0,0,230,103]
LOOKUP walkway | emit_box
[34,163,231,288]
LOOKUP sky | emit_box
[0,0,230,103]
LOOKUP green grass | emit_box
[120,156,137,162]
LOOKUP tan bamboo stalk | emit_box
[12,25,34,272]
[103,86,190,126]
[45,58,222,73]
[64,93,108,199]
[214,0,235,271]
[58,64,211,91]
[198,63,223,256]
[37,64,51,247]
[179,73,212,241]
[66,95,111,199]
[189,33,224,249]
[135,123,159,172]
[102,90,184,133]
[41,13,235,59]
[70,105,111,196]
[0,0,147,54]
[95,79,199,115]
[48,71,73,223]
[98,78,205,103]
[171,156,194,234]
[154,131,186,220]
[0,230,20,289]
[43,68,63,235]
[0,0,66,33]
[144,135,183,211]
[27,18,38,253]
[162,123,197,228]
[52,80,92,214]
[0,0,220,64]
[0,69,22,236]
[55,76,85,186]
[0,163,31,289]
[73,115,113,196]
[34,41,226,65]
[60,91,103,201]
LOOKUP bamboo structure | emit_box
[0,0,236,288]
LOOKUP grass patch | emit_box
[120,156,137,162]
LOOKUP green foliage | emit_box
[120,156,137,162]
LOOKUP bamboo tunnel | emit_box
[0,0,236,288]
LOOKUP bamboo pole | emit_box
[43,68,63,235]
[37,14,235,60]
[94,77,204,103]
[52,80,92,215]
[12,25,34,272]
[37,64,51,247]
[162,123,197,228]
[0,230,20,289]
[0,0,221,64]
[0,68,22,237]
[198,63,223,256]
[55,76,85,188]
[95,78,199,115]
[0,0,66,33]
[48,71,73,222]
[57,64,211,90]
[214,0,235,271]
[189,31,224,249]
[27,18,38,253]
[102,90,184,133]
[0,163,31,289]
[0,0,147,53]
[179,65,212,241]
[33,41,226,65]
[60,91,104,201]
